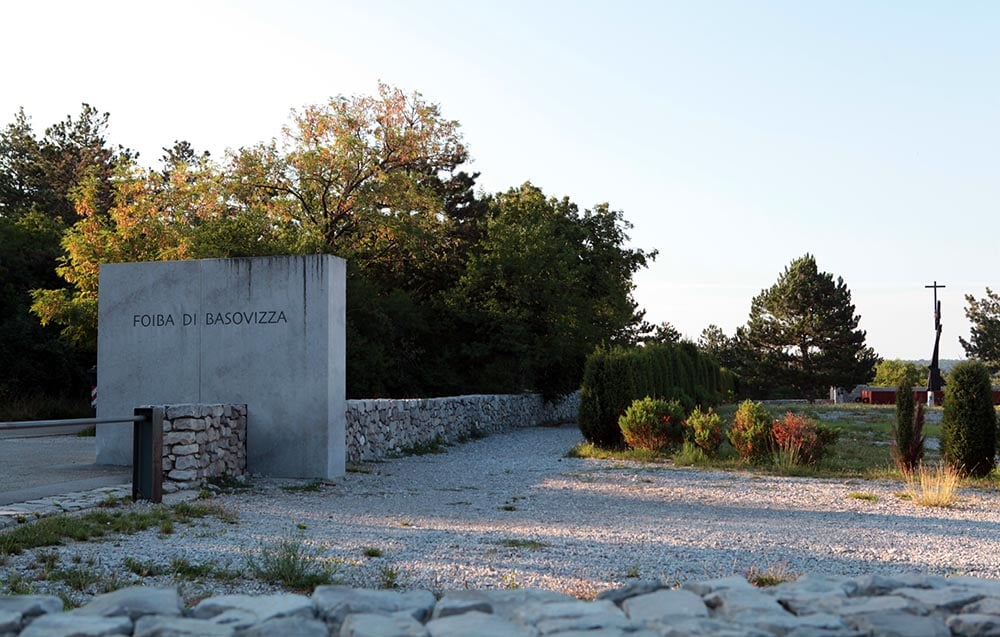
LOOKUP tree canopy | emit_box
[10,88,653,403]
[871,359,928,388]
[959,288,1000,374]
[0,105,131,401]
[741,254,879,399]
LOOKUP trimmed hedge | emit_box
[942,360,997,477]
[578,343,736,447]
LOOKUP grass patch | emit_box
[380,565,399,589]
[49,566,105,591]
[846,491,879,502]
[0,502,236,557]
[246,533,337,591]
[76,425,97,437]
[672,442,709,466]
[746,562,797,587]
[570,402,952,482]
[3,571,34,594]
[398,437,448,456]
[280,481,325,494]
[207,474,251,492]
[170,557,214,579]
[123,557,168,577]
[566,442,661,462]
[905,463,961,507]
[363,547,383,558]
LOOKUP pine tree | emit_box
[742,254,879,400]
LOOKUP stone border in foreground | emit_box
[3,572,1000,636]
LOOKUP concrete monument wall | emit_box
[97,255,345,478]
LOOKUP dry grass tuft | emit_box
[904,463,961,507]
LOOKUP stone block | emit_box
[163,431,196,446]
[166,404,199,419]
[168,469,198,481]
[173,417,206,432]
[172,444,199,456]
[174,455,199,470]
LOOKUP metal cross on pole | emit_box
[925,281,946,400]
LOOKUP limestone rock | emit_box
[237,616,329,637]
[19,613,132,637]
[133,616,235,637]
[622,589,709,623]
[945,613,1000,637]
[74,587,182,621]
[425,610,536,637]
[846,611,949,637]
[596,580,667,607]
[0,596,62,619]
[192,593,313,623]
[340,612,430,637]
[312,587,435,630]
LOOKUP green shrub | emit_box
[578,343,731,448]
[577,348,623,448]
[728,400,772,462]
[685,406,724,457]
[771,412,838,465]
[618,397,686,451]
[892,382,924,472]
[942,361,997,477]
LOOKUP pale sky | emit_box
[3,0,998,360]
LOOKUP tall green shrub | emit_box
[618,397,686,451]
[892,381,924,472]
[728,400,772,463]
[578,348,610,446]
[685,406,724,456]
[942,361,997,477]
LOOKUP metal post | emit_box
[132,407,163,503]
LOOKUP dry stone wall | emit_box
[345,392,579,462]
[160,404,247,492]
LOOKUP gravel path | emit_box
[5,423,1000,603]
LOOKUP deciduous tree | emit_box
[448,183,653,397]
[871,359,928,388]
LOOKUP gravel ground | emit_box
[4,423,1000,604]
